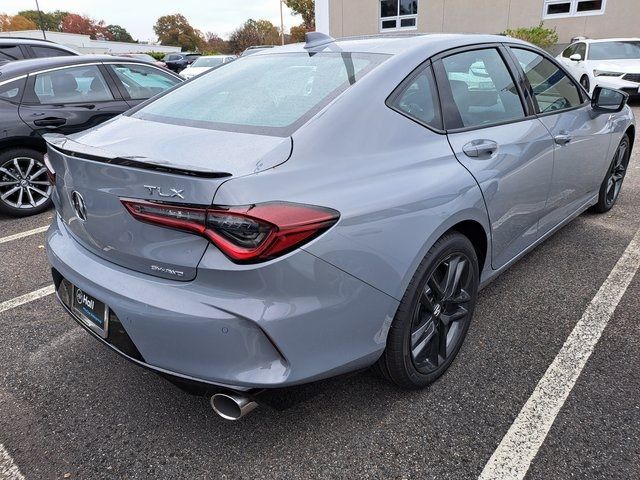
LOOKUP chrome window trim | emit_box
[0,74,27,87]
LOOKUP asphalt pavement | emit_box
[0,105,639,480]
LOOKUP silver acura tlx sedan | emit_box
[44,33,634,419]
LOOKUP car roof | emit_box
[0,55,172,80]
[581,38,640,43]
[249,33,531,57]
[0,36,78,52]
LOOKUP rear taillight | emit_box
[43,153,56,185]
[121,199,340,264]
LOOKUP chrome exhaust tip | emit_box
[210,393,258,420]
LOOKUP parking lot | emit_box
[0,104,638,479]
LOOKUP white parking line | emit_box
[0,285,55,315]
[0,443,25,480]
[0,226,49,245]
[479,228,640,480]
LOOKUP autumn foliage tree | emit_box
[0,14,37,31]
[17,9,68,31]
[228,19,281,54]
[153,14,205,51]
[205,32,230,54]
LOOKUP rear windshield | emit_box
[132,52,387,136]
[588,41,640,60]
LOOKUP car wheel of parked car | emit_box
[0,148,52,217]
[378,232,479,389]
[591,134,631,214]
[580,75,590,93]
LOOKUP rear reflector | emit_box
[121,200,339,263]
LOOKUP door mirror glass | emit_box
[569,53,582,62]
[591,86,628,113]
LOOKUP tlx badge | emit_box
[144,185,185,199]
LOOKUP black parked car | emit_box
[0,55,183,217]
[161,52,201,73]
[0,37,79,62]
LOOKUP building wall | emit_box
[0,30,180,54]
[320,0,640,43]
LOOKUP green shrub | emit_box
[146,51,167,61]
[502,22,559,50]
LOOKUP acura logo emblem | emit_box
[71,191,87,221]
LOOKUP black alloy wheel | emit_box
[592,134,631,213]
[410,252,474,374]
[378,232,479,389]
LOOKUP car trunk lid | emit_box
[44,120,292,281]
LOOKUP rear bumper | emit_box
[46,215,398,389]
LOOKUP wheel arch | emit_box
[625,124,635,153]
[448,220,489,274]
[0,136,46,154]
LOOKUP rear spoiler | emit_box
[43,133,232,179]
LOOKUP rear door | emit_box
[508,47,612,237]
[104,63,182,108]
[434,45,556,269]
[19,64,128,136]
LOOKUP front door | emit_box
[435,46,555,269]
[19,64,127,137]
[509,47,613,236]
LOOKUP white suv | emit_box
[556,38,640,99]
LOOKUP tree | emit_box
[107,24,134,43]
[153,14,205,51]
[289,24,309,43]
[18,10,66,31]
[228,19,281,54]
[0,14,38,31]
[284,0,315,29]
[61,14,96,36]
[205,32,229,54]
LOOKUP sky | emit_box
[2,0,302,42]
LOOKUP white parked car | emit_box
[556,38,640,99]
[180,55,236,79]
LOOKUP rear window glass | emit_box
[133,52,387,136]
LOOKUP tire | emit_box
[591,134,631,214]
[0,147,53,217]
[377,232,479,389]
[580,75,590,93]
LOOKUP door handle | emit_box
[463,140,498,158]
[554,134,572,145]
[33,117,67,127]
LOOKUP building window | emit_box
[380,0,418,32]
[542,0,606,19]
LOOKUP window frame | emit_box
[21,63,122,106]
[0,76,27,105]
[504,44,590,118]
[379,0,419,33]
[386,60,444,133]
[542,0,607,20]
[430,44,534,133]
[103,62,182,102]
[26,44,76,59]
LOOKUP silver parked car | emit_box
[45,33,634,420]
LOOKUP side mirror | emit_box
[570,53,582,62]
[592,86,628,113]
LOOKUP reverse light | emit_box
[43,153,56,185]
[121,199,340,263]
[593,70,624,77]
